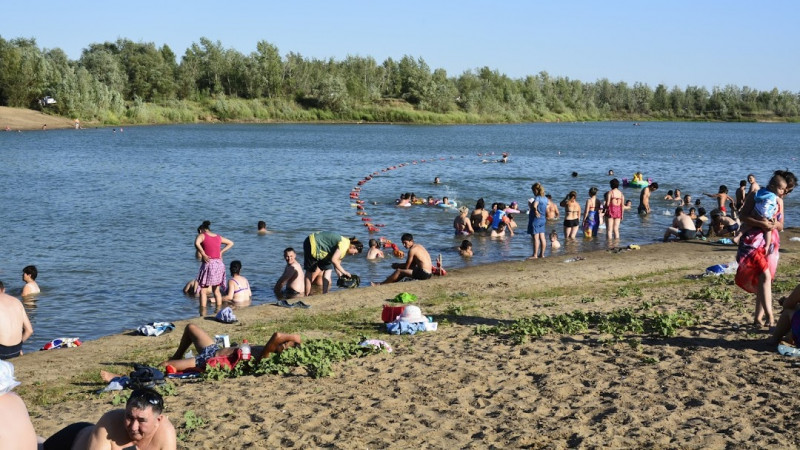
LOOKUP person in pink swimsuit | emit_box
[194,221,234,310]
[604,178,625,240]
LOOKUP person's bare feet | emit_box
[100,370,121,382]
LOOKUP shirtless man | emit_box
[160,324,301,372]
[545,194,560,220]
[257,221,268,235]
[735,180,747,212]
[21,265,40,297]
[275,248,305,299]
[747,173,760,194]
[0,281,33,360]
[0,360,38,449]
[371,233,433,285]
[663,207,697,241]
[704,185,735,215]
[637,183,659,215]
[707,209,740,237]
[43,388,176,450]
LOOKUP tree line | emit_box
[1,36,798,124]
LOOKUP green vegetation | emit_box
[1,36,798,125]
[178,410,206,441]
[475,308,697,344]
[203,338,385,380]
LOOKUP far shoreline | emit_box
[3,105,797,133]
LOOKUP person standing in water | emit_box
[194,221,234,310]
[605,179,625,240]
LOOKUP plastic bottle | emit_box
[240,339,251,360]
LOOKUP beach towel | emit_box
[41,337,82,351]
[735,227,779,293]
[359,339,393,352]
[205,348,244,370]
[136,322,175,337]
[215,307,237,323]
[386,321,428,335]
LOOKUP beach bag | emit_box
[129,365,165,389]
[205,348,244,370]
[336,274,360,288]
[381,305,406,323]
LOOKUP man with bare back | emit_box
[371,233,433,285]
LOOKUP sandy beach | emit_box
[0,106,77,131]
[9,228,800,448]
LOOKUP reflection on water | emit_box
[1,122,798,352]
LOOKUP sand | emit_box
[0,106,77,131]
[10,228,800,448]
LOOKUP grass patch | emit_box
[474,308,697,344]
[204,338,385,380]
[688,286,733,302]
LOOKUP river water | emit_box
[1,122,798,352]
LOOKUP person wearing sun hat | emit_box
[0,360,38,448]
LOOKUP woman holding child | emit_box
[735,170,796,328]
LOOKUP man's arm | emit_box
[20,307,33,343]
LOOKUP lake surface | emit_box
[1,122,798,352]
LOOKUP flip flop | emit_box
[778,344,800,357]
[293,301,311,309]
[275,300,294,308]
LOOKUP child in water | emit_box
[366,239,385,260]
[458,240,473,257]
[550,230,561,250]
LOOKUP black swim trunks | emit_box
[411,266,433,281]
[678,229,695,240]
[563,218,579,228]
[637,205,648,215]
[0,342,22,360]
[43,422,94,450]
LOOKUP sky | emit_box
[2,0,799,92]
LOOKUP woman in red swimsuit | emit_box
[604,179,625,240]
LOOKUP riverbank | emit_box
[0,106,78,130]
[13,229,800,448]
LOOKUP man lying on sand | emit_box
[157,324,300,372]
[43,388,176,450]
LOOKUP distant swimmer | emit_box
[433,177,441,184]
[257,221,268,235]
[20,265,40,297]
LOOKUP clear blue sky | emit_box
[3,0,799,92]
